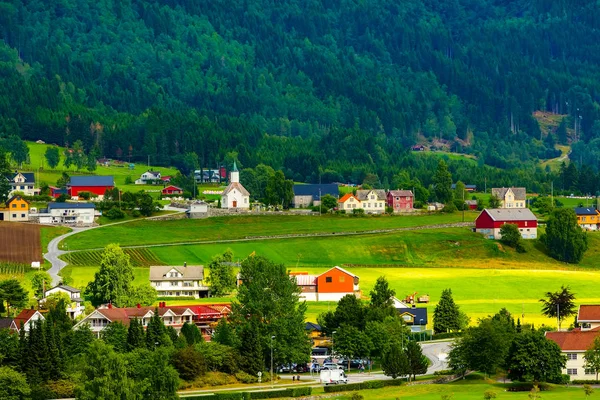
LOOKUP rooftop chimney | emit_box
[137,303,141,309]
[108,302,113,309]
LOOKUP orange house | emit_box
[0,195,30,222]
[315,266,360,301]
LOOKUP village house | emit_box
[452,183,477,192]
[149,264,210,298]
[221,162,250,209]
[305,322,329,347]
[161,185,183,196]
[546,305,600,380]
[465,199,478,210]
[38,203,96,226]
[8,172,39,196]
[135,170,161,185]
[356,189,386,213]
[475,208,538,239]
[187,201,209,219]
[292,184,339,208]
[48,186,69,199]
[391,297,428,333]
[68,176,114,199]
[292,266,360,302]
[387,190,414,213]
[44,284,86,319]
[574,207,600,231]
[194,169,223,183]
[337,193,361,211]
[10,309,45,333]
[0,195,30,222]
[491,187,527,208]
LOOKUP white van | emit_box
[320,368,348,385]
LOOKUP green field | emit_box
[62,212,478,250]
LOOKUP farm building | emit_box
[491,187,527,208]
[574,207,600,231]
[546,305,600,380]
[465,199,478,210]
[149,264,210,298]
[8,172,39,196]
[475,208,538,239]
[44,284,85,319]
[292,266,360,302]
[68,176,114,199]
[161,185,183,195]
[387,190,414,212]
[292,184,339,208]
[187,201,209,219]
[391,297,428,333]
[221,162,250,209]
[39,203,96,226]
[48,186,69,199]
[0,195,30,222]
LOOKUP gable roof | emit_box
[396,307,428,325]
[48,202,95,210]
[388,190,414,197]
[162,185,182,192]
[6,195,29,205]
[481,208,537,222]
[13,309,44,328]
[338,193,359,203]
[12,172,35,183]
[546,329,600,351]
[452,184,477,190]
[295,275,317,286]
[575,208,599,216]
[0,318,13,329]
[293,184,339,200]
[69,175,115,187]
[465,200,478,206]
[319,266,358,279]
[149,265,204,280]
[47,284,81,294]
[356,189,386,201]
[491,187,526,201]
[143,171,161,177]
[305,322,321,331]
[578,305,600,321]
[222,182,250,196]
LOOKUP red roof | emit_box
[546,329,600,351]
[578,305,600,321]
[12,309,43,328]
[339,193,357,203]
[95,306,196,326]
[162,185,182,193]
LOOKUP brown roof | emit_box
[356,189,386,201]
[491,187,526,201]
[546,329,600,351]
[95,306,196,326]
[388,190,414,197]
[578,305,600,321]
[13,309,43,328]
[223,182,250,196]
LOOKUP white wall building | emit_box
[356,189,386,213]
[44,284,86,319]
[135,170,161,185]
[9,172,40,196]
[38,203,96,225]
[221,162,250,209]
[10,309,45,333]
[150,265,210,298]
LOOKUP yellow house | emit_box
[491,187,527,208]
[0,195,30,222]
[574,207,600,231]
[306,322,329,347]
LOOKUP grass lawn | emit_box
[40,226,71,253]
[59,265,150,289]
[62,212,478,250]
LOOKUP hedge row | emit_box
[572,380,600,384]
[506,382,551,392]
[184,387,311,400]
[323,379,403,393]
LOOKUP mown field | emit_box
[62,212,478,250]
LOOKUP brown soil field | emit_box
[0,222,42,264]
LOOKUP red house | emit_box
[475,208,538,240]
[49,186,69,199]
[68,176,114,198]
[387,190,414,212]
[161,185,183,195]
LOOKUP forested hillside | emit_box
[1,0,600,190]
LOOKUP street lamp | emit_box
[271,335,275,388]
[331,331,337,361]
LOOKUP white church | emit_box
[221,162,250,209]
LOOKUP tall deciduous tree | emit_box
[127,348,179,399]
[368,276,396,321]
[101,322,128,353]
[541,208,588,264]
[433,288,461,334]
[0,366,30,400]
[30,271,52,299]
[505,330,565,383]
[488,194,501,209]
[433,160,453,203]
[584,337,600,380]
[540,285,576,330]
[334,324,372,370]
[0,279,28,317]
[44,146,60,169]
[499,223,525,252]
[84,244,134,307]
[206,249,236,297]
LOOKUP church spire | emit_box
[233,161,238,172]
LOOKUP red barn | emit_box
[68,176,114,198]
[387,190,414,212]
[161,185,183,195]
[475,208,538,240]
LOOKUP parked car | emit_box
[337,359,364,369]
[322,362,344,370]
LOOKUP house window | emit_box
[567,353,578,360]
[582,323,592,329]
[21,204,25,208]
[585,369,595,375]
[567,368,578,375]
[11,204,16,208]
[21,214,25,218]
[325,277,332,283]
[12,214,16,218]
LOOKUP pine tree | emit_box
[239,319,264,375]
[434,288,461,333]
[181,322,203,346]
[146,309,169,350]
[406,341,428,381]
[382,341,409,379]
[44,320,62,380]
[127,318,145,351]
[213,319,236,347]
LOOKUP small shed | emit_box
[188,201,209,219]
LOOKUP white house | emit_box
[73,305,196,338]
[546,305,600,380]
[8,172,40,196]
[149,264,210,298]
[221,162,250,209]
[10,309,45,333]
[38,203,96,225]
[135,170,161,185]
[187,201,209,219]
[491,187,527,208]
[338,193,361,211]
[44,284,86,319]
[356,189,386,213]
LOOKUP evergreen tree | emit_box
[0,150,11,204]
[382,341,409,379]
[127,319,145,351]
[405,341,428,381]
[368,276,396,316]
[146,310,170,350]
[213,319,236,347]
[101,322,128,353]
[433,289,461,333]
[181,322,203,346]
[238,318,264,375]
[44,320,62,380]
[433,160,453,203]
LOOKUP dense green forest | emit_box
[1,0,600,191]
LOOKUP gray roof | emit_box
[356,189,386,201]
[48,284,81,294]
[0,318,13,329]
[388,190,413,197]
[223,182,250,196]
[48,203,95,210]
[149,265,204,280]
[293,184,339,200]
[483,208,537,221]
[575,207,598,216]
[69,175,115,187]
[12,172,35,183]
[491,187,526,201]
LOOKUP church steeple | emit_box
[233,161,238,172]
[230,161,240,183]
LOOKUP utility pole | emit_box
[557,303,560,331]
[271,335,275,388]
[462,188,465,222]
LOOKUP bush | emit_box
[572,379,600,384]
[172,347,207,381]
[289,387,312,396]
[249,389,293,399]
[350,393,364,400]
[483,390,497,399]
[351,208,365,216]
[324,383,364,393]
[105,206,125,220]
[506,382,550,392]
[363,380,384,389]
[432,332,462,340]
[215,393,244,400]
[433,369,454,376]
[78,191,92,200]
[131,209,141,218]
[234,371,257,384]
